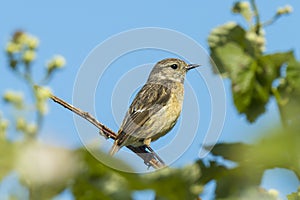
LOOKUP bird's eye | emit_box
[170,64,178,69]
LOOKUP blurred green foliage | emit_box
[287,187,300,200]
[206,0,300,199]
[70,149,202,200]
[1,1,299,200]
[208,2,297,123]
[199,126,300,199]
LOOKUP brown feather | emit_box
[116,83,171,147]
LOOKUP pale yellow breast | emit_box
[151,82,184,141]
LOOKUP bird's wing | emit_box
[116,83,171,145]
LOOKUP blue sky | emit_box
[1,0,300,199]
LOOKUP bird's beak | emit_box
[186,64,201,71]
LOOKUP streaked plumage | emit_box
[110,58,199,155]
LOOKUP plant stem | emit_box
[262,14,280,27]
[271,87,288,128]
[250,0,261,34]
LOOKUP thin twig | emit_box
[48,91,165,169]
[49,94,116,139]
[262,14,281,27]
[250,0,261,34]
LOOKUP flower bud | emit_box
[22,50,36,63]
[232,1,252,22]
[47,55,66,70]
[16,117,26,131]
[277,5,293,15]
[246,32,257,42]
[3,91,24,109]
[26,36,39,49]
[36,87,52,101]
[0,119,9,139]
[6,42,21,54]
[13,31,27,44]
[239,1,250,9]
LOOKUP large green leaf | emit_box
[241,52,293,122]
[209,22,294,122]
[206,126,300,198]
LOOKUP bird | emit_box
[109,58,200,155]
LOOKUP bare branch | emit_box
[48,91,165,169]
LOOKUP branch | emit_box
[49,93,116,139]
[250,0,261,34]
[48,90,165,169]
[262,14,280,27]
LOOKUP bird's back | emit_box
[115,81,184,148]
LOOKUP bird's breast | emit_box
[150,82,184,141]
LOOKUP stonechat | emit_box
[110,58,200,155]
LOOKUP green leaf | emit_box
[241,52,293,122]
[71,149,134,200]
[207,143,251,163]
[257,52,294,87]
[229,59,268,122]
[286,58,300,89]
[277,57,300,125]
[205,126,300,198]
[71,148,203,200]
[0,140,14,181]
[287,188,300,200]
[197,160,228,185]
[208,21,295,122]
[208,23,258,74]
[143,164,202,200]
[231,60,256,114]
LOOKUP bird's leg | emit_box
[134,145,155,168]
[143,138,158,168]
[143,138,165,166]
[145,145,165,166]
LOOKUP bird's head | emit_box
[147,58,200,84]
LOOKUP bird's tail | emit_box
[109,141,120,156]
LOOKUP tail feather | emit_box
[109,142,120,156]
